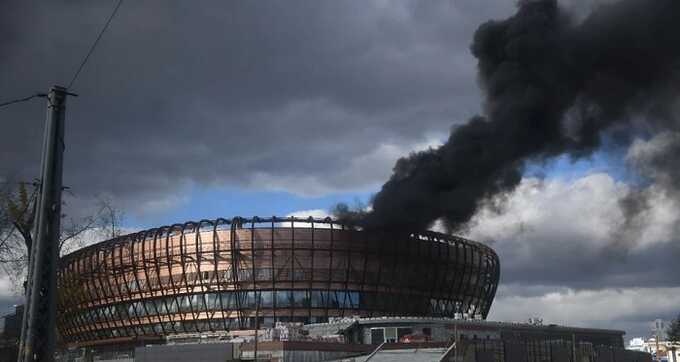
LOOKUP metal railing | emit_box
[364,341,387,361]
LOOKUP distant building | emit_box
[628,336,679,362]
[0,305,23,362]
[240,316,648,361]
[304,316,626,347]
[629,337,647,352]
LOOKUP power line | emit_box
[0,93,47,109]
[67,0,124,89]
[2,0,123,109]
[0,181,40,186]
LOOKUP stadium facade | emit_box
[56,216,500,346]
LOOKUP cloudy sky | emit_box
[1,0,677,341]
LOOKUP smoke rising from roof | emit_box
[337,0,680,232]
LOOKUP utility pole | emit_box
[18,86,74,362]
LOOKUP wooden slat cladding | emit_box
[57,217,500,344]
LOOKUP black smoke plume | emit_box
[337,0,680,232]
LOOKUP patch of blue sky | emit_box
[130,138,648,229]
[523,149,637,184]
[129,186,373,229]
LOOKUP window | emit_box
[221,292,236,309]
[384,327,397,343]
[328,291,341,308]
[397,328,413,341]
[256,268,272,281]
[167,299,179,313]
[127,302,137,317]
[260,291,274,308]
[293,291,308,307]
[153,323,163,333]
[310,291,325,308]
[145,300,157,314]
[276,291,292,307]
[348,291,359,309]
[244,291,256,308]
[238,269,252,281]
[205,293,218,310]
[192,294,207,311]
[293,269,306,281]
[179,295,192,312]
[371,328,385,344]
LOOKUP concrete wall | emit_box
[241,341,372,361]
[283,350,365,362]
[551,345,571,362]
[504,342,528,362]
[134,343,236,362]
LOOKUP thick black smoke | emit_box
[338,0,680,232]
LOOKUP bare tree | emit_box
[0,182,38,285]
[0,182,122,289]
[96,196,124,240]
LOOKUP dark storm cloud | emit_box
[2,0,679,336]
[0,0,516,216]
[501,234,680,289]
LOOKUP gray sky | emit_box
[1,0,677,341]
[1,1,509,205]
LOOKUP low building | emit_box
[0,305,23,362]
[238,316,651,361]
[305,316,626,346]
[628,337,679,362]
[56,316,653,361]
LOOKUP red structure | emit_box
[57,217,500,346]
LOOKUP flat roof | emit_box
[304,316,625,336]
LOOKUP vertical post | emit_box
[254,290,260,360]
[454,321,458,361]
[18,86,69,362]
[657,329,660,362]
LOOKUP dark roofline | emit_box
[305,316,625,336]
